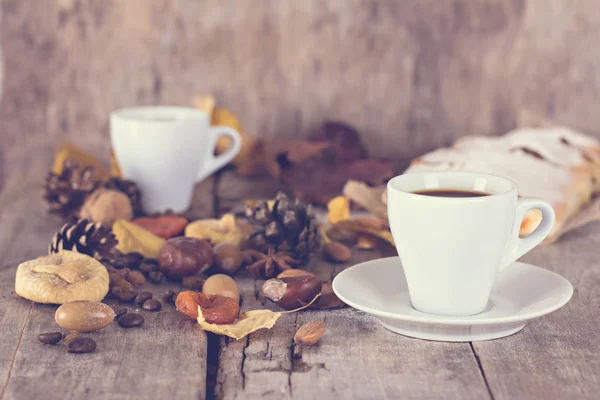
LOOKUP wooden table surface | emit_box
[0,154,598,400]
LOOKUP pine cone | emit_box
[49,218,118,261]
[43,161,99,218]
[245,192,320,264]
[103,177,143,216]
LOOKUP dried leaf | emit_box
[113,219,166,259]
[327,196,350,224]
[197,294,320,340]
[310,121,367,161]
[336,219,394,247]
[109,149,123,178]
[53,142,110,180]
[343,180,387,219]
[197,308,282,340]
[263,139,330,178]
[347,159,394,185]
[212,108,244,155]
[234,136,265,176]
[194,94,216,116]
[185,214,252,245]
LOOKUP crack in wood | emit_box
[0,301,33,400]
[240,336,249,390]
[469,343,495,400]
[287,313,299,396]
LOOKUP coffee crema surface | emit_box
[411,190,491,198]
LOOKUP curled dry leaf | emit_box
[327,196,350,224]
[343,180,387,219]
[185,214,252,246]
[294,320,326,346]
[196,294,320,340]
[113,219,166,259]
[310,121,367,162]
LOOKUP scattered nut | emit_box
[38,332,63,345]
[114,307,128,319]
[213,242,243,275]
[277,269,316,279]
[294,320,326,346]
[182,276,205,290]
[262,275,322,310]
[55,301,115,332]
[309,283,345,309]
[111,287,138,302]
[325,225,358,245]
[322,241,352,263]
[15,251,109,304]
[202,274,239,302]
[126,270,146,286]
[80,188,133,228]
[158,237,214,279]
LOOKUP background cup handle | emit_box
[501,197,556,270]
[197,126,242,182]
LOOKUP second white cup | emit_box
[110,106,241,213]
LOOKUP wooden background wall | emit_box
[1,0,600,164]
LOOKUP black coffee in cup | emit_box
[412,190,490,198]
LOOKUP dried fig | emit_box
[262,275,322,310]
[158,237,214,279]
[175,291,239,324]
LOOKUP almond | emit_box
[322,241,351,263]
[294,320,326,346]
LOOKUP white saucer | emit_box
[332,257,573,342]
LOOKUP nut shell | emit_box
[262,275,322,310]
[158,237,214,279]
[80,188,133,228]
[15,251,109,304]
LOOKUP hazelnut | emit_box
[202,274,239,302]
[158,237,214,279]
[80,188,133,228]
[213,242,243,275]
[261,275,322,310]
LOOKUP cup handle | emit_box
[197,126,242,182]
[500,197,555,270]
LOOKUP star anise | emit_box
[244,249,301,279]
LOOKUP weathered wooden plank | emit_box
[0,272,207,400]
[0,142,214,399]
[472,224,600,400]
[5,0,600,160]
[215,171,491,399]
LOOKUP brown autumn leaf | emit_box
[327,196,350,224]
[310,121,367,161]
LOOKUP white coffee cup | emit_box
[110,106,241,213]
[387,171,555,316]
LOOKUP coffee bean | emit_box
[118,313,145,328]
[67,337,96,353]
[125,252,144,268]
[112,255,131,269]
[62,330,81,346]
[182,276,205,290]
[114,307,128,319]
[126,270,146,286]
[139,259,160,273]
[134,291,153,305]
[142,298,162,312]
[148,271,164,284]
[38,332,63,345]
[163,289,180,304]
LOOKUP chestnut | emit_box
[158,237,213,279]
[261,275,322,310]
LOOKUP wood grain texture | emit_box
[215,172,491,400]
[471,225,600,400]
[4,0,600,161]
[0,142,215,399]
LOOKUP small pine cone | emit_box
[49,219,118,261]
[103,177,143,216]
[43,161,100,219]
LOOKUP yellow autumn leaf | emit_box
[113,219,166,258]
[327,196,350,224]
[197,307,282,340]
[194,94,216,117]
[212,108,243,155]
[52,142,110,179]
[185,214,251,246]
